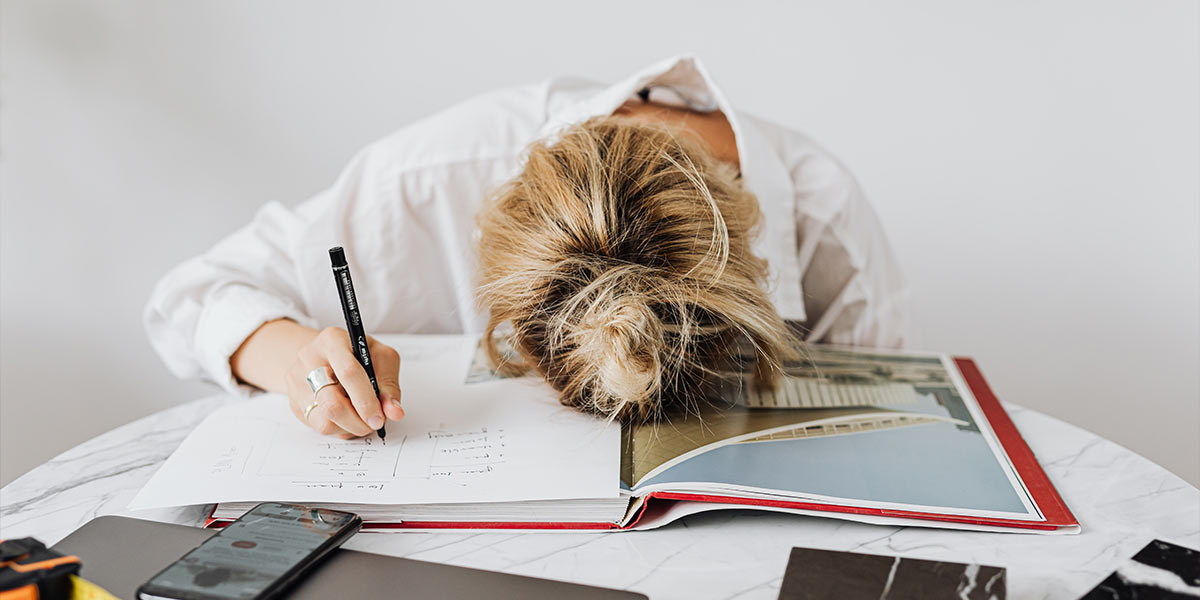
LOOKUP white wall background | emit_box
[2,1,1197,488]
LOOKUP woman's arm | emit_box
[147,82,546,432]
[144,145,408,437]
[231,319,320,393]
[143,199,320,397]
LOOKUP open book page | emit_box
[625,346,1043,521]
[130,335,619,510]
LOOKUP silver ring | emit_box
[303,400,321,421]
[306,366,338,397]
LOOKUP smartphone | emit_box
[137,502,362,600]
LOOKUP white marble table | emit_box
[1,396,1196,599]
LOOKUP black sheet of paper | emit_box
[1079,539,1200,599]
[777,547,1005,600]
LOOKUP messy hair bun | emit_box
[476,116,796,421]
[572,284,662,409]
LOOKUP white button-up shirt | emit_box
[144,55,912,397]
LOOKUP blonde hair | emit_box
[476,116,796,422]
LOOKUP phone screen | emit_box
[139,503,360,600]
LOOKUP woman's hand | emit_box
[285,327,404,437]
[231,320,405,438]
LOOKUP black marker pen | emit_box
[329,246,386,442]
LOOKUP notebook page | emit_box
[130,335,619,510]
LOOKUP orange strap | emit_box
[0,584,38,600]
[5,556,79,574]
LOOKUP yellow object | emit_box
[69,576,117,600]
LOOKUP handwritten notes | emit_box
[130,335,619,510]
[427,427,506,478]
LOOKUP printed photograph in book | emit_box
[623,345,1039,519]
[464,333,525,384]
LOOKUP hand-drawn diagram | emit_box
[257,434,411,491]
[246,424,510,491]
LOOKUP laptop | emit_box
[52,516,646,599]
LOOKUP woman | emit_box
[145,56,910,438]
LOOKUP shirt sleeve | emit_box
[784,136,913,349]
[142,147,380,397]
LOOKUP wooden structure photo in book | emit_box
[621,402,967,488]
[615,344,1061,530]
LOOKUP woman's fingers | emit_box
[293,330,372,437]
[286,371,354,437]
[318,328,387,431]
[313,387,373,437]
[368,338,405,421]
[326,350,386,430]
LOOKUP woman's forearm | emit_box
[230,319,320,393]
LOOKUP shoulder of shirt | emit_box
[353,78,605,176]
[739,111,866,220]
[740,112,860,188]
[357,82,552,175]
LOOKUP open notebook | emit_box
[131,335,1078,534]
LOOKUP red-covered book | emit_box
[205,343,1078,534]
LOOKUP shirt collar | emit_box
[539,55,807,321]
